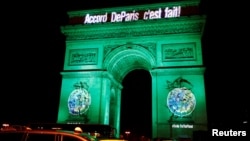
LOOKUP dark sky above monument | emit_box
[1,0,248,130]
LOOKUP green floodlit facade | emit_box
[57,0,207,139]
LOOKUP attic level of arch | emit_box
[61,16,206,40]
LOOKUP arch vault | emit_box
[103,43,156,83]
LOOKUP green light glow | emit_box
[58,0,206,139]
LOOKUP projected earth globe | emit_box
[68,89,91,115]
[167,87,196,117]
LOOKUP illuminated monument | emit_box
[57,0,207,139]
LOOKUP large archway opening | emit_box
[103,43,156,138]
[120,69,152,139]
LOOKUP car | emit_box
[0,123,128,141]
[0,124,97,141]
[28,123,115,139]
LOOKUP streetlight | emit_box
[125,130,131,139]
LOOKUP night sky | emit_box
[1,0,248,134]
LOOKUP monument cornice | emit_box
[61,15,206,40]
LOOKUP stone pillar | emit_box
[100,76,111,124]
[150,70,158,138]
[114,88,122,138]
[103,72,123,138]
